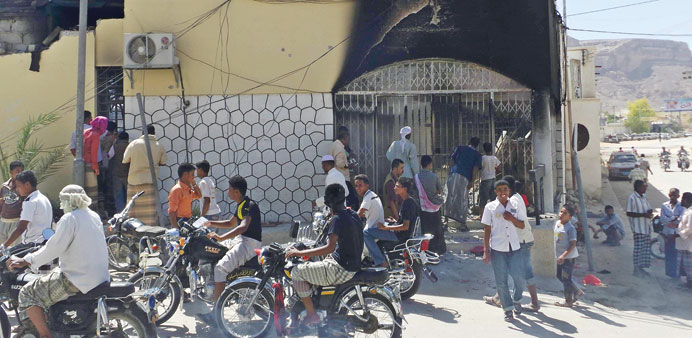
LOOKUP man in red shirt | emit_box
[168,163,201,228]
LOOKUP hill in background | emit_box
[568,37,692,115]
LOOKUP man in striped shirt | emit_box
[626,180,654,277]
[628,163,647,183]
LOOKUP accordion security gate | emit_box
[334,59,534,202]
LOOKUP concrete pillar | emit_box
[531,220,557,277]
[532,89,555,213]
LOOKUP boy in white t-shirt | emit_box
[479,142,501,212]
[195,161,221,221]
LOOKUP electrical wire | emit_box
[568,28,692,37]
[567,0,661,17]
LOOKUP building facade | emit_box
[0,0,564,222]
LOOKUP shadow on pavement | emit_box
[511,311,578,338]
[403,299,460,323]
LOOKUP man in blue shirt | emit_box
[594,205,626,246]
[660,188,686,278]
[445,137,482,231]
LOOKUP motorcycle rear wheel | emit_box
[101,311,150,338]
[215,281,274,338]
[107,235,135,272]
[339,292,402,338]
[0,308,10,338]
[391,258,423,300]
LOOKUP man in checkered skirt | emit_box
[626,180,654,277]
[285,183,364,326]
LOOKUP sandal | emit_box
[525,303,541,312]
[554,301,574,308]
[483,296,501,308]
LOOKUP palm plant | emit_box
[0,112,67,184]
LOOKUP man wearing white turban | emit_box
[386,126,419,179]
[8,185,110,338]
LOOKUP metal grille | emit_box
[96,67,125,129]
[337,58,529,95]
[334,59,533,202]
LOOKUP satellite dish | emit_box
[572,123,589,152]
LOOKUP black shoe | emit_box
[459,225,470,232]
[513,303,523,315]
[196,312,217,328]
[504,311,514,322]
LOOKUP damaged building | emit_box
[0,0,565,222]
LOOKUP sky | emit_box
[557,0,692,51]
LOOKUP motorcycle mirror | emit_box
[290,220,300,239]
[42,228,55,240]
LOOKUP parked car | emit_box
[616,133,632,141]
[631,133,646,141]
[604,135,620,143]
[608,151,638,180]
[685,132,692,137]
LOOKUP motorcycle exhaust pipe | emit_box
[423,266,438,283]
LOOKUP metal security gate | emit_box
[335,59,533,199]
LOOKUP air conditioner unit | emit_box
[123,33,177,69]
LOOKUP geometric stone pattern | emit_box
[124,93,334,223]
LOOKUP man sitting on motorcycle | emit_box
[197,175,262,326]
[661,147,671,157]
[7,185,109,338]
[679,146,688,157]
[363,177,418,267]
[285,183,364,326]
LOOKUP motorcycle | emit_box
[678,154,690,172]
[213,236,403,338]
[0,230,158,338]
[127,218,260,325]
[106,191,171,271]
[660,154,671,172]
[306,211,439,300]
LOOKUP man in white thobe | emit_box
[386,126,419,179]
[8,185,110,338]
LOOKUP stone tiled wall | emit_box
[124,93,334,223]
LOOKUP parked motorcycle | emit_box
[0,230,158,337]
[306,210,439,300]
[106,191,171,271]
[213,239,403,338]
[128,218,260,325]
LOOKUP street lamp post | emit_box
[72,0,89,187]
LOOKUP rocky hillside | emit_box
[569,37,692,114]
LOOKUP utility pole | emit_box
[72,0,89,187]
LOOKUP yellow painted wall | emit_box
[0,32,96,201]
[96,19,124,67]
[122,0,357,96]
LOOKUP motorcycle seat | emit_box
[241,257,260,269]
[135,225,167,237]
[66,282,135,301]
[351,267,388,284]
[377,240,400,252]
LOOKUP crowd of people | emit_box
[6,112,692,333]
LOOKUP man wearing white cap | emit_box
[315,155,349,208]
[386,126,419,179]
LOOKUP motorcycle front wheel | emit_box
[651,235,665,260]
[107,235,135,272]
[339,292,402,338]
[214,281,274,338]
[128,270,182,325]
